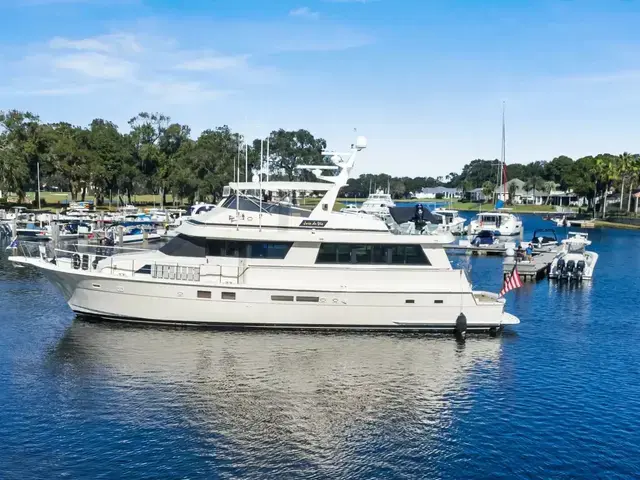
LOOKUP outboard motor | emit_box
[575,260,586,281]
[556,258,565,277]
[413,204,427,230]
[564,260,575,280]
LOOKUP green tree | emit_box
[507,182,517,205]
[594,154,619,218]
[86,119,130,205]
[524,176,544,203]
[0,110,49,203]
[542,181,556,205]
[617,152,633,211]
[267,129,327,180]
[482,181,494,201]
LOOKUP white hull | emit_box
[121,233,162,244]
[548,251,598,280]
[437,218,466,235]
[15,258,517,331]
[468,221,522,236]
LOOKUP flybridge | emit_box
[225,136,368,220]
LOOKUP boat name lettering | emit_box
[300,220,328,228]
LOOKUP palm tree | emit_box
[543,181,556,205]
[594,155,619,218]
[524,176,544,204]
[618,152,633,211]
[628,154,640,213]
[508,182,517,205]
[482,181,494,203]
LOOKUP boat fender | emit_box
[455,312,467,338]
[72,253,81,270]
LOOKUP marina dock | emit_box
[503,251,557,281]
[444,244,508,256]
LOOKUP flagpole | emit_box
[245,143,248,182]
[236,137,240,231]
[259,139,263,232]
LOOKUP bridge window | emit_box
[206,240,292,259]
[315,243,430,265]
[160,234,206,257]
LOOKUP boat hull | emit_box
[23,260,517,332]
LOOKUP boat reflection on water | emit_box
[49,319,506,474]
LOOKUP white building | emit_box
[415,187,461,200]
[495,179,586,206]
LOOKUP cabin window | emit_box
[316,243,430,265]
[296,296,319,302]
[271,295,294,302]
[160,234,206,257]
[136,264,152,274]
[197,290,212,299]
[351,245,372,264]
[221,292,236,300]
[206,240,292,259]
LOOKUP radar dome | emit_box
[355,136,367,149]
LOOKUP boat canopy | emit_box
[388,206,440,225]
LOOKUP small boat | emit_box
[104,224,161,245]
[548,232,598,281]
[467,210,523,236]
[341,190,395,218]
[471,230,498,247]
[432,208,466,235]
[16,225,49,241]
[524,228,559,252]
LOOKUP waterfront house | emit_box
[495,179,586,207]
[415,186,462,200]
[467,188,487,202]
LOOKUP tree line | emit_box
[1,109,638,216]
[0,110,327,206]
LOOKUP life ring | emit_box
[72,254,81,269]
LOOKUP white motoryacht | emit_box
[548,232,598,281]
[341,190,396,218]
[432,208,466,235]
[8,137,519,332]
[467,210,522,236]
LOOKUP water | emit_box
[1,215,640,479]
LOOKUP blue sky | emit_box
[1,0,639,177]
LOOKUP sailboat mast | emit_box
[501,102,507,199]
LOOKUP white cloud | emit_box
[53,52,136,80]
[175,54,250,71]
[49,34,143,54]
[289,7,320,19]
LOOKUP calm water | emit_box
[1,215,640,479]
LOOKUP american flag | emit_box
[500,264,523,297]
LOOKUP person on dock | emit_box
[525,244,533,261]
